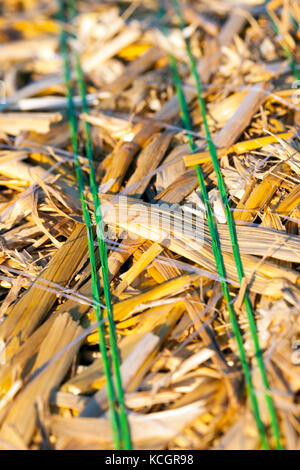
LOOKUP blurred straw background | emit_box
[0,0,299,450]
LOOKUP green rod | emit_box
[58,0,124,450]
[73,38,132,455]
[171,0,283,449]
[66,0,132,449]
[264,0,300,81]
[159,2,270,449]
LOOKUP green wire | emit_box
[66,0,132,450]
[170,0,283,449]
[58,0,131,450]
[158,2,271,450]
